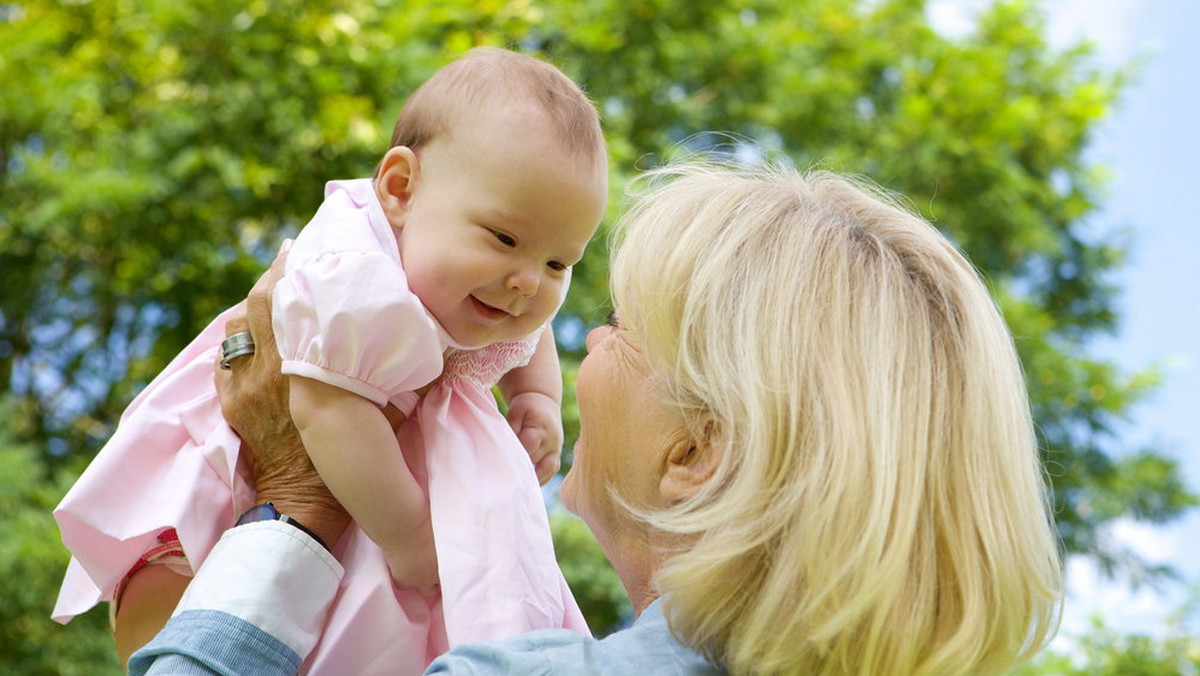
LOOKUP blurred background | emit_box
[1,0,1195,673]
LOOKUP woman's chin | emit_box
[558,472,579,515]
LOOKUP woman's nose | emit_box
[584,326,607,353]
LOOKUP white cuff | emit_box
[172,521,344,659]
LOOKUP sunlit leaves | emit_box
[0,403,121,674]
[0,0,1190,644]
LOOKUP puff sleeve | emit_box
[272,250,443,407]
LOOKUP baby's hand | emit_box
[505,392,563,485]
[383,518,439,598]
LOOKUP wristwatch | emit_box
[236,501,330,551]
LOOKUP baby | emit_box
[53,47,607,674]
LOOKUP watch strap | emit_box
[237,502,331,551]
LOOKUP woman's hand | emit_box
[214,244,350,548]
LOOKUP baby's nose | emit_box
[506,266,540,296]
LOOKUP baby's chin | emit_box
[443,324,543,352]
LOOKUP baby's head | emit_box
[374,48,608,349]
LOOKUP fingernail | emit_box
[281,238,294,253]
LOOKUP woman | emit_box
[131,161,1063,675]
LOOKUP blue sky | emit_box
[930,0,1200,645]
[1054,0,1200,641]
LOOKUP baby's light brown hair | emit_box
[388,47,605,166]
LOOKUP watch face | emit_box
[235,502,280,526]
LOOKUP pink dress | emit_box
[53,179,588,675]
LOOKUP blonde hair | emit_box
[608,161,1063,675]
[387,46,604,164]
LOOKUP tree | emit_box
[1,0,1193,667]
[0,399,122,675]
[551,509,632,636]
[1014,596,1200,676]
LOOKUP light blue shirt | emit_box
[130,522,722,675]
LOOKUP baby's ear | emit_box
[374,146,419,226]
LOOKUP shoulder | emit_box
[426,602,722,675]
[428,629,647,675]
[289,179,396,266]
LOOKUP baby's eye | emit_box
[547,260,567,272]
[492,231,516,247]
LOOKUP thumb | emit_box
[507,407,526,435]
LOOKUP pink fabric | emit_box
[272,184,447,405]
[53,179,587,675]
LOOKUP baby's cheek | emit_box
[551,278,572,307]
[530,284,565,321]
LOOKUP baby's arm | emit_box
[497,330,564,484]
[288,375,437,595]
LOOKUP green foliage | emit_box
[0,401,122,674]
[1014,599,1200,676]
[1,0,1196,670]
[551,509,632,636]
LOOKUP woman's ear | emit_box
[660,418,723,504]
[374,146,419,227]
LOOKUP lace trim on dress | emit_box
[441,327,545,388]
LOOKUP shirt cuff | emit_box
[171,520,344,659]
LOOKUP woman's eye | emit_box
[605,309,619,328]
[492,231,516,247]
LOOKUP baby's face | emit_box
[393,106,607,349]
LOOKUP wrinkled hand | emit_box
[505,391,563,485]
[213,243,349,547]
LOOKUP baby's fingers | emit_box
[533,451,561,485]
[517,423,545,452]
